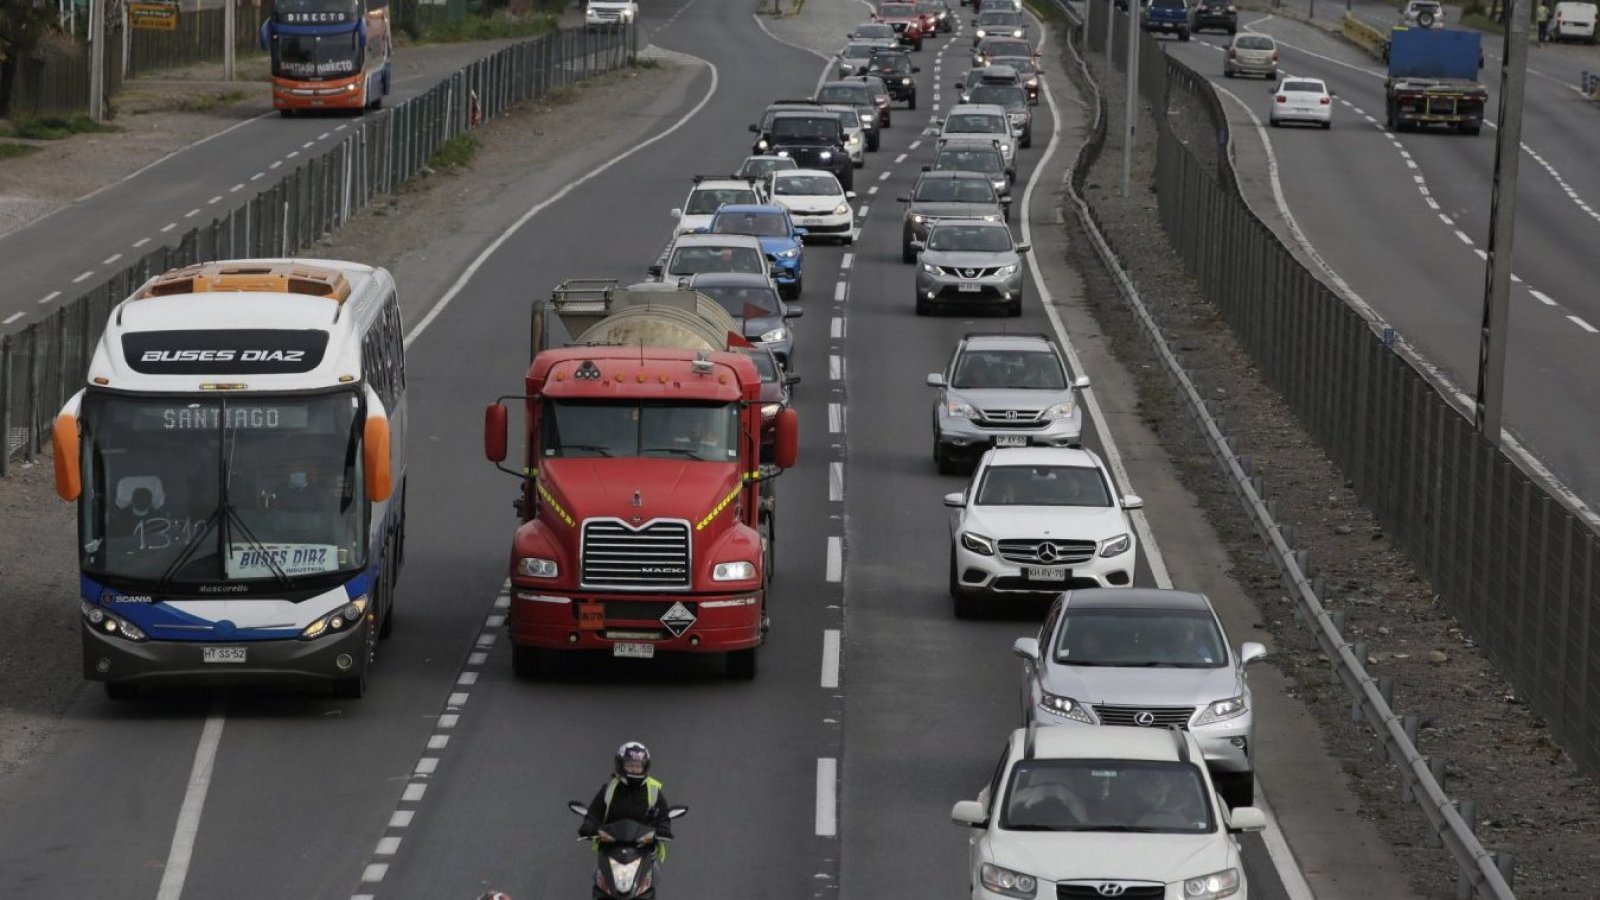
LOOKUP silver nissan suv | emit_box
[926,332,1090,474]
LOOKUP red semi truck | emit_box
[484,279,798,679]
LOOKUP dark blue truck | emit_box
[1141,0,1192,41]
[1384,27,1488,135]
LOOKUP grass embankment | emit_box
[399,9,561,44]
[0,114,120,140]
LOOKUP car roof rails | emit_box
[1023,718,1038,761]
[692,174,757,184]
[963,331,1053,342]
[1167,725,1192,764]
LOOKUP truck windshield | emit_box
[271,30,362,79]
[78,391,366,587]
[544,401,739,462]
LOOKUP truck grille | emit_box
[581,519,691,590]
[1091,704,1195,727]
[997,539,1096,565]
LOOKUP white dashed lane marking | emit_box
[37,291,61,305]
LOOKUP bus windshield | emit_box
[78,390,366,587]
[543,401,739,462]
[272,29,363,79]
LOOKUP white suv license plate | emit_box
[1026,567,1068,582]
[203,646,247,664]
[995,435,1028,447]
[958,282,982,292]
[613,642,656,659]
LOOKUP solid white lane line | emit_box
[1569,315,1598,333]
[2,312,24,325]
[841,252,853,269]
[1531,290,1557,306]
[825,537,842,582]
[829,402,843,433]
[834,281,848,302]
[102,253,121,265]
[407,54,722,348]
[816,758,839,836]
[154,706,225,900]
[821,629,841,689]
[72,270,94,282]
[829,461,844,501]
[37,291,61,305]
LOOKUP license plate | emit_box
[958,282,981,292]
[805,217,828,225]
[203,646,247,664]
[578,602,604,631]
[613,642,656,659]
[995,435,1028,447]
[1026,567,1068,582]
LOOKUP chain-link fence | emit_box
[1,22,633,474]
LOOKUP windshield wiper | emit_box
[156,505,224,590]
[642,446,704,459]
[558,444,613,457]
[222,501,292,588]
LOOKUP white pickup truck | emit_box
[586,0,638,30]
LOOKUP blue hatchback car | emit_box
[703,204,807,299]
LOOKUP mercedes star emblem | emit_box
[1133,710,1156,727]
[1036,543,1058,563]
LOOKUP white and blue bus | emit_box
[53,259,407,699]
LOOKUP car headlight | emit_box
[776,149,790,157]
[993,179,1007,192]
[1012,28,1023,36]
[945,398,977,418]
[983,214,1000,222]
[1041,400,1076,420]
[776,246,799,259]
[976,27,987,36]
[848,134,861,146]
[1026,77,1039,87]
[861,112,874,123]
[959,531,995,555]
[902,76,913,85]
[912,213,926,224]
[1039,689,1095,723]
[819,150,833,160]
[761,402,782,418]
[760,327,788,342]
[757,139,769,150]
[1010,112,1027,124]
[81,601,148,642]
[1000,143,1013,158]
[997,263,1018,276]
[1195,695,1248,725]
[922,261,941,275]
[1182,868,1241,900]
[713,560,757,581]
[979,863,1037,899]
[301,596,370,640]
[834,202,850,215]
[1098,533,1131,558]
[517,556,560,578]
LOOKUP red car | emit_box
[875,2,926,50]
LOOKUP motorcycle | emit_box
[567,800,689,898]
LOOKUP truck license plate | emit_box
[958,282,981,292]
[613,642,655,659]
[202,647,247,664]
[1025,567,1067,582]
[995,435,1028,447]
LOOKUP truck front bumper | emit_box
[509,586,765,653]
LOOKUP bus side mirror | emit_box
[485,403,509,463]
[774,407,799,469]
[52,413,81,501]
[364,416,393,502]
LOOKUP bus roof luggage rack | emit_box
[137,261,353,302]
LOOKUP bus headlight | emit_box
[713,561,757,581]
[82,601,147,642]
[301,596,370,640]
[517,557,560,578]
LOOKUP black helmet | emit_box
[615,741,651,786]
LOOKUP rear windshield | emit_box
[914,177,996,203]
[970,85,1027,106]
[772,117,839,140]
[773,174,842,196]
[935,149,1003,175]
[1235,35,1274,49]
[818,84,872,105]
[685,188,757,215]
[1280,80,1322,93]
[945,113,1007,134]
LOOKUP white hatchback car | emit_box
[1270,76,1333,129]
[766,169,857,243]
[944,446,1142,618]
[952,725,1267,900]
[670,176,764,237]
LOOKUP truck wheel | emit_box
[726,648,758,680]
[512,645,543,679]
[1460,123,1481,136]
[279,108,296,118]
[105,682,139,700]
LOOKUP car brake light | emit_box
[1319,96,1331,105]
[1229,48,1237,58]
[1275,95,1287,103]
[1271,51,1279,61]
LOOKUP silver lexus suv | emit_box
[1011,587,1268,808]
[926,332,1089,474]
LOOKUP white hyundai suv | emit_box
[944,446,1142,618]
[952,725,1267,900]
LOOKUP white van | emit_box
[1553,1,1598,43]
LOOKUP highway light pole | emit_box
[1123,0,1138,197]
[224,0,236,81]
[88,0,105,122]
[1105,0,1115,65]
[1475,0,1532,443]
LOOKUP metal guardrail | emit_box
[1047,0,1524,895]
[0,22,636,476]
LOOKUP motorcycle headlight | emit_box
[81,601,148,642]
[978,862,1037,899]
[959,531,995,555]
[1195,695,1248,725]
[760,327,789,343]
[945,398,977,418]
[713,560,757,581]
[300,596,370,640]
[1039,689,1095,723]
[1098,533,1131,558]
[517,556,560,578]
[1041,400,1076,420]
[819,150,833,160]
[834,202,850,215]
[997,263,1018,276]
[776,246,799,259]
[1182,868,1241,900]
[609,857,644,895]
[921,261,941,275]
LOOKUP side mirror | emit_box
[942,491,966,508]
[926,372,946,386]
[364,414,393,502]
[748,123,759,133]
[784,306,804,319]
[1015,241,1031,253]
[896,194,912,202]
[1000,197,1013,204]
[910,239,926,250]
[845,190,858,199]
[774,407,800,469]
[921,164,932,172]
[793,226,808,236]
[484,403,509,463]
[52,413,81,501]
[647,264,664,278]
[951,81,964,89]
[670,207,682,218]
[1011,636,1040,661]
[770,266,786,280]
[913,65,921,72]
[1227,807,1267,833]
[784,373,803,386]
[1073,375,1091,389]
[1239,641,1268,665]
[1121,494,1144,510]
[951,800,988,827]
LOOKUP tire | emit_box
[868,133,880,151]
[105,682,139,700]
[332,669,366,699]
[1006,298,1022,317]
[279,108,295,118]
[916,295,931,316]
[793,272,803,297]
[1268,116,1278,127]
[951,558,980,619]
[935,442,960,475]
[1224,67,1234,78]
[512,644,543,679]
[1179,29,1190,41]
[1322,120,1333,130]
[378,549,396,639]
[726,648,758,680]
[854,158,864,169]
[909,94,918,110]
[903,242,916,264]
[841,232,855,245]
[1461,123,1481,135]
[1216,772,1256,809]
[1021,133,1031,149]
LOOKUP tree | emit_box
[0,0,63,118]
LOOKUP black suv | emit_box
[866,48,920,108]
[752,111,855,191]
[1192,0,1237,34]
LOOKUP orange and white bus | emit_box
[260,0,392,116]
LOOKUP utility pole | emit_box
[1122,0,1138,197]
[88,0,105,122]
[1475,0,1531,442]
[1105,0,1115,65]
[224,0,237,81]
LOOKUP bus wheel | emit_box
[105,682,138,700]
[332,671,366,699]
[279,108,295,118]
[378,552,396,639]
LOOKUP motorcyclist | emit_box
[578,741,675,860]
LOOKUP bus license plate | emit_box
[203,647,247,664]
[958,282,981,292]
[995,435,1028,447]
[613,642,655,659]
[1026,567,1067,582]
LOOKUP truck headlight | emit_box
[1039,689,1095,723]
[983,214,1001,222]
[959,531,995,555]
[517,557,560,578]
[1098,533,1131,557]
[978,863,1037,899]
[712,561,757,581]
[301,596,370,640]
[82,601,148,642]
[761,403,781,418]
[1182,868,1241,900]
[1195,695,1248,725]
[760,327,788,343]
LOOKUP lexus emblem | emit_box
[1036,543,1058,563]
[1097,886,1128,898]
[963,268,977,277]
[1133,711,1156,727]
